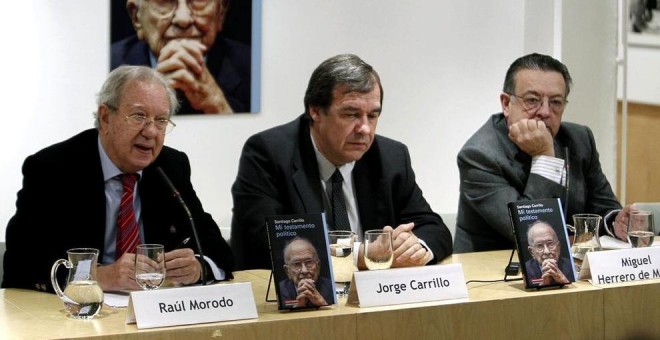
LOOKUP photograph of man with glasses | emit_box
[2,66,234,294]
[278,237,334,309]
[111,0,252,114]
[455,53,631,254]
[524,220,573,287]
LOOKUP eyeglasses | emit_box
[506,92,568,112]
[285,258,319,272]
[530,240,559,252]
[144,0,215,17]
[125,114,176,134]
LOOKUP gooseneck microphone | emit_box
[157,167,207,285]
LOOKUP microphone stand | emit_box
[157,167,207,285]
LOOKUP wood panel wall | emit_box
[616,102,660,204]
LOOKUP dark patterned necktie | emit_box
[331,169,351,231]
[116,174,140,259]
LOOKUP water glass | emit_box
[328,231,356,296]
[135,244,166,290]
[364,230,393,270]
[628,211,655,248]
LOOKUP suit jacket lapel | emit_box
[293,116,325,214]
[494,115,530,189]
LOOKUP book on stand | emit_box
[266,213,336,310]
[508,198,576,289]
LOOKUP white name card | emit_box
[349,263,468,308]
[579,247,660,285]
[126,282,258,329]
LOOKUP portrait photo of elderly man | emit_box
[111,0,252,114]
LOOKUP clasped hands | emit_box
[294,278,327,307]
[358,222,432,269]
[540,258,569,285]
[156,39,233,114]
[97,248,202,291]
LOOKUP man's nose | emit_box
[172,0,194,27]
[355,115,371,135]
[534,98,552,118]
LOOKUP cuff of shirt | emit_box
[418,239,435,265]
[197,255,226,281]
[603,209,621,238]
[531,155,566,185]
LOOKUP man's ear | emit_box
[309,106,322,122]
[126,0,144,40]
[98,105,112,134]
[500,92,511,117]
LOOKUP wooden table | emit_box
[1,250,658,339]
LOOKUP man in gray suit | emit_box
[455,53,633,253]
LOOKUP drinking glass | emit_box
[628,211,655,248]
[135,244,166,290]
[364,230,393,270]
[328,231,356,296]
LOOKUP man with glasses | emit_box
[525,221,571,286]
[2,65,234,293]
[278,238,333,308]
[455,53,631,253]
[112,0,250,114]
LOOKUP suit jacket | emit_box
[455,113,621,252]
[2,129,233,293]
[111,35,251,113]
[231,114,452,270]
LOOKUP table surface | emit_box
[1,250,659,339]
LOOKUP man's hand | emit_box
[386,223,432,267]
[508,118,554,157]
[156,39,233,114]
[540,258,569,285]
[613,205,635,241]
[164,248,202,286]
[97,253,141,291]
[295,278,327,307]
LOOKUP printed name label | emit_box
[126,282,257,329]
[352,263,468,307]
[581,247,660,285]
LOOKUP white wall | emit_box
[0,0,618,241]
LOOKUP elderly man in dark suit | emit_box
[231,54,452,270]
[2,65,233,293]
[455,53,633,253]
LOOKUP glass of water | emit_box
[328,231,356,296]
[628,211,655,248]
[364,230,393,270]
[135,244,166,290]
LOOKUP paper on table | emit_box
[599,235,660,249]
[104,292,130,308]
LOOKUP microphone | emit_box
[157,167,207,285]
[563,146,570,218]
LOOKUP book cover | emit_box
[508,198,576,289]
[266,213,336,310]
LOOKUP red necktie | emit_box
[116,173,140,259]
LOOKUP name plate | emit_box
[348,263,468,307]
[126,282,258,329]
[579,247,660,285]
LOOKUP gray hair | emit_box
[303,54,383,116]
[93,65,179,128]
[503,53,573,97]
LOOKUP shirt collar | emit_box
[309,132,355,182]
[98,136,142,181]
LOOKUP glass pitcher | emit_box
[570,214,602,261]
[50,248,104,319]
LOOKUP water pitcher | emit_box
[50,248,104,319]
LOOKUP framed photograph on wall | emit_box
[628,1,660,48]
[110,0,262,114]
